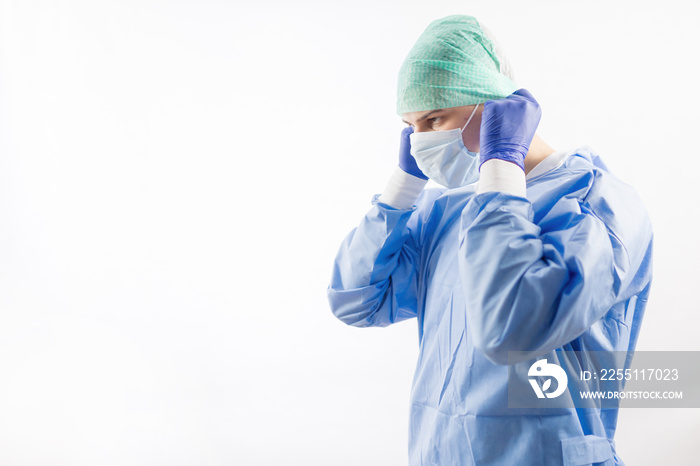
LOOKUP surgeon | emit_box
[327,14,653,466]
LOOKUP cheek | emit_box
[463,115,482,152]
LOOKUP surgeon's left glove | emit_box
[479,88,542,172]
[475,88,541,198]
[377,126,430,209]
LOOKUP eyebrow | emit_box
[402,109,442,126]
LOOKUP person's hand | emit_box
[397,126,428,180]
[479,88,542,171]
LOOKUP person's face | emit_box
[401,104,483,153]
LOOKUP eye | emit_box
[428,117,441,128]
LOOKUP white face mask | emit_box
[409,104,480,189]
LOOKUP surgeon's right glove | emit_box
[398,126,428,180]
[377,126,430,209]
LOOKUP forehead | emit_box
[400,105,468,125]
[401,108,444,125]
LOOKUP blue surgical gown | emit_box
[327,146,653,466]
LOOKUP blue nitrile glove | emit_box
[479,88,542,172]
[398,126,428,180]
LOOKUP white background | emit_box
[0,0,698,464]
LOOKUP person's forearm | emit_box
[378,166,429,209]
[476,158,527,198]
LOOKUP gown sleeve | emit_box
[458,186,653,365]
[327,193,425,328]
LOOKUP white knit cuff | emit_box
[476,159,527,198]
[377,166,429,209]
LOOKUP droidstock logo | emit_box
[528,359,568,399]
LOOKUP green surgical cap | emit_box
[396,15,518,115]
